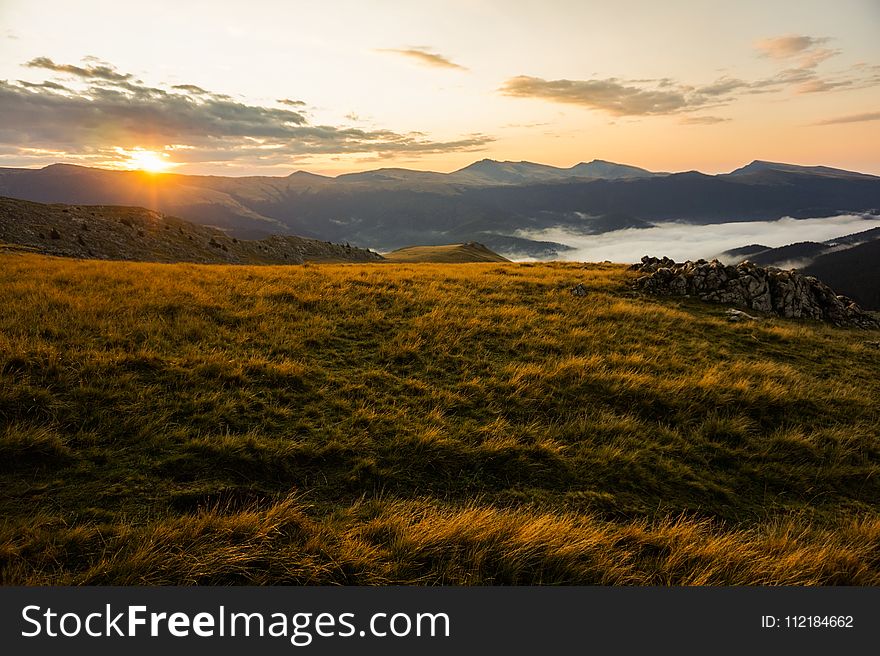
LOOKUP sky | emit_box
[1,0,879,176]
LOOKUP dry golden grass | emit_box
[4,498,879,585]
[1,253,879,585]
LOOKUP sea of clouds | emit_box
[515,214,880,264]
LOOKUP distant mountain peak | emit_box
[41,163,88,171]
[728,160,876,179]
[287,170,330,179]
[451,158,658,183]
[568,160,657,179]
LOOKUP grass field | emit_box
[1,253,879,584]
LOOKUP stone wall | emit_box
[630,256,879,329]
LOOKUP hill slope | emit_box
[382,242,510,263]
[0,196,382,264]
[1,254,879,584]
[803,239,880,309]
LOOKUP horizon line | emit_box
[3,158,878,180]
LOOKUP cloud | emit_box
[498,72,821,116]
[499,75,705,116]
[755,35,828,59]
[25,56,133,82]
[795,78,853,93]
[500,35,874,117]
[754,35,839,72]
[680,116,730,125]
[516,215,880,264]
[695,77,749,97]
[376,47,467,71]
[0,58,493,169]
[813,111,880,126]
[172,84,209,95]
[16,80,72,92]
[278,98,307,107]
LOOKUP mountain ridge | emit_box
[2,159,879,257]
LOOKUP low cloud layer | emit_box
[516,215,880,264]
[1,57,490,169]
[376,47,467,71]
[500,34,876,117]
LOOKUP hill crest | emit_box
[382,242,510,263]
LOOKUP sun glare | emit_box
[123,149,172,173]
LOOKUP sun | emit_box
[123,148,173,173]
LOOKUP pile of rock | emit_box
[630,256,879,329]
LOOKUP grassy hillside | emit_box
[383,242,510,263]
[2,253,879,585]
[0,196,382,264]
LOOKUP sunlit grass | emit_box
[1,253,879,584]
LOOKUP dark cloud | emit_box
[376,47,467,71]
[16,80,72,92]
[813,111,880,126]
[0,59,492,167]
[25,56,133,82]
[172,84,209,94]
[278,98,307,107]
[695,77,750,97]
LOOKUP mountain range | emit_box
[1,159,878,258]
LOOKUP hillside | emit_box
[803,239,880,310]
[382,242,510,263]
[0,196,382,264]
[2,254,879,585]
[1,160,878,256]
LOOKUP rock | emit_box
[629,256,880,329]
[571,283,588,297]
[726,308,757,322]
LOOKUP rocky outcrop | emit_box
[631,256,879,329]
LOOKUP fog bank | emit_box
[515,215,880,264]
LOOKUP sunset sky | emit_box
[1,0,878,176]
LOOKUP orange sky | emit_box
[0,0,878,176]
